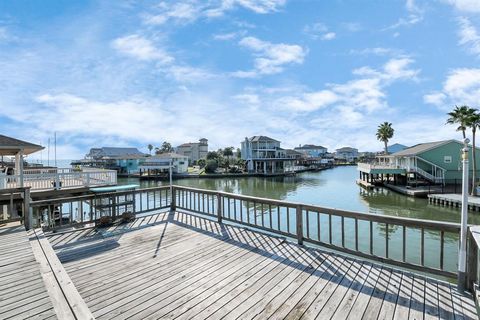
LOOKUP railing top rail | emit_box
[0,187,31,193]
[172,185,461,232]
[30,185,170,206]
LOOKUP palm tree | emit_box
[446,105,476,139]
[147,144,153,155]
[376,122,394,154]
[468,110,480,195]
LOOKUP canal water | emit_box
[119,166,479,224]
[117,166,473,274]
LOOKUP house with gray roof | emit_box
[294,144,327,158]
[240,136,294,175]
[358,140,480,188]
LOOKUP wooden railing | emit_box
[2,168,117,191]
[30,186,171,230]
[172,185,460,278]
[0,187,32,228]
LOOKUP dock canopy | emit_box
[0,134,44,156]
[0,134,44,188]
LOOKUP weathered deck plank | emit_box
[0,224,58,320]
[38,211,478,320]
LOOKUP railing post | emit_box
[55,173,61,190]
[467,227,479,291]
[217,193,223,223]
[296,205,303,245]
[23,187,32,230]
[170,187,176,212]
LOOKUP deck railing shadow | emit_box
[168,209,469,319]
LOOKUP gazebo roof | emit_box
[0,134,44,156]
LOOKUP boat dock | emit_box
[428,193,480,211]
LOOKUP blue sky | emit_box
[1,0,480,159]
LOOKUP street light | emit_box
[458,137,470,290]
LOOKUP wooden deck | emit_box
[45,211,478,320]
[0,223,57,319]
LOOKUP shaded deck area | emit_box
[0,224,57,319]
[46,211,477,320]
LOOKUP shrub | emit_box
[205,160,218,173]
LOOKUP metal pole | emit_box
[458,138,470,290]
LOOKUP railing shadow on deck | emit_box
[47,209,474,319]
[169,209,474,319]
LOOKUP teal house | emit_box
[358,140,480,187]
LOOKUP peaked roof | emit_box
[249,136,280,143]
[88,147,145,158]
[0,134,44,155]
[295,144,327,150]
[336,147,358,152]
[152,152,188,159]
[391,140,453,156]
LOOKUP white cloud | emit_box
[233,36,307,77]
[144,0,286,25]
[386,0,424,29]
[457,17,480,56]
[111,34,174,63]
[423,92,446,106]
[445,0,480,13]
[303,22,336,40]
[424,68,480,108]
[213,31,246,41]
[321,32,336,40]
[349,47,398,56]
[271,57,419,113]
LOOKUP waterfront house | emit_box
[74,147,146,173]
[335,147,359,162]
[294,144,328,158]
[139,152,189,175]
[387,143,408,154]
[175,138,208,164]
[358,139,480,188]
[241,136,294,175]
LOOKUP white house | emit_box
[335,147,359,162]
[294,144,328,158]
[241,136,294,175]
[175,138,208,164]
[138,153,189,174]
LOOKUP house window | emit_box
[444,156,452,163]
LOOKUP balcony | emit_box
[0,167,117,191]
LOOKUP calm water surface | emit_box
[119,166,480,224]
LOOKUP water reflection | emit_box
[119,166,480,224]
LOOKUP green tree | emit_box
[446,105,476,139]
[223,147,234,158]
[206,151,220,160]
[205,160,218,173]
[236,148,241,159]
[156,141,174,154]
[147,144,153,155]
[197,159,206,168]
[467,110,480,195]
[376,122,394,154]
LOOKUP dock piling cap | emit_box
[90,184,139,193]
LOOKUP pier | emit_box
[0,185,479,319]
[429,193,480,211]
